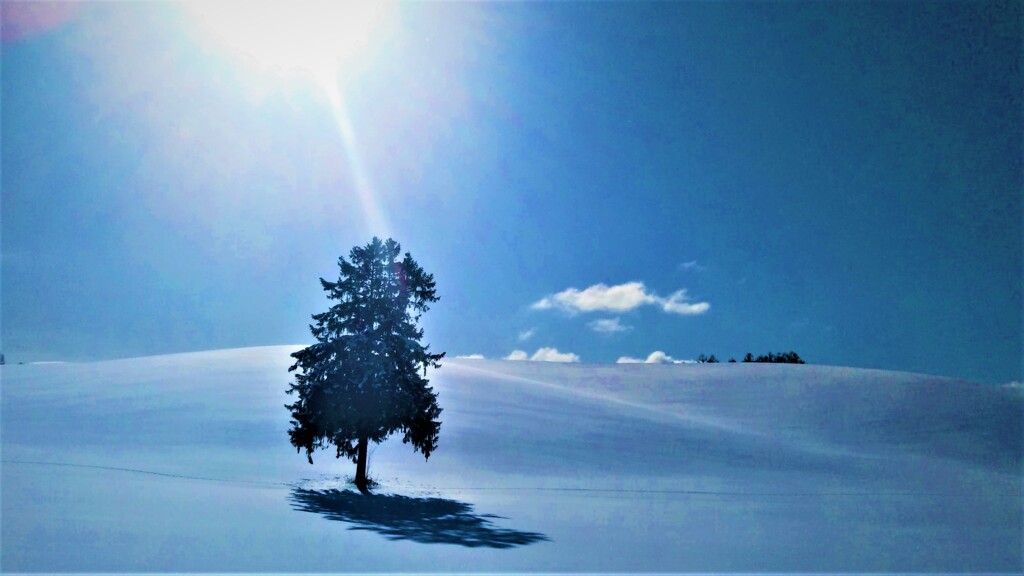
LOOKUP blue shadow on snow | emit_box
[288,487,550,548]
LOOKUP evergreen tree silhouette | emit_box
[286,238,444,493]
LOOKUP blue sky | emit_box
[2,1,1020,384]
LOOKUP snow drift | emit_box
[2,346,1020,571]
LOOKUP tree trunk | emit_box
[354,436,370,494]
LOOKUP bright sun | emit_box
[183,1,399,238]
[184,1,394,91]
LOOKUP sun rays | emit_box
[321,81,392,237]
[183,1,396,238]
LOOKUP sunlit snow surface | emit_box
[2,346,1020,572]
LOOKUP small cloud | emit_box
[506,348,580,363]
[616,351,687,364]
[532,281,709,316]
[530,298,555,311]
[588,317,631,334]
[679,260,705,272]
[532,281,654,313]
[660,290,710,315]
[644,351,679,364]
[455,354,485,360]
[517,328,536,342]
[529,347,580,363]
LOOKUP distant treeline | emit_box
[696,351,805,364]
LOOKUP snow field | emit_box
[2,346,1020,571]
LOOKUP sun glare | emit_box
[184,1,399,239]
[185,1,394,90]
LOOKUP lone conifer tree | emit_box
[286,237,444,493]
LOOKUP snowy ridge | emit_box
[2,346,1020,572]
[445,360,756,435]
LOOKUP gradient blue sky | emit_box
[3,1,1020,383]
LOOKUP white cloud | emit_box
[532,281,709,316]
[616,351,688,364]
[661,290,711,315]
[529,347,580,362]
[588,317,631,334]
[679,260,705,272]
[531,281,654,313]
[644,351,679,364]
[517,328,535,342]
[454,354,485,360]
[505,347,580,363]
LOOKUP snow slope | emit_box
[2,346,1020,572]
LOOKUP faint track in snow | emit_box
[445,361,753,434]
[423,485,1011,498]
[5,459,1019,499]
[1,459,290,488]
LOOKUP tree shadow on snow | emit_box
[288,488,550,548]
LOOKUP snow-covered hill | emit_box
[2,346,1020,571]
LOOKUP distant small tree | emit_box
[707,354,719,363]
[696,353,708,364]
[742,353,753,363]
[286,237,444,493]
[751,351,805,364]
[0,353,5,366]
[728,358,736,363]
[780,351,805,364]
